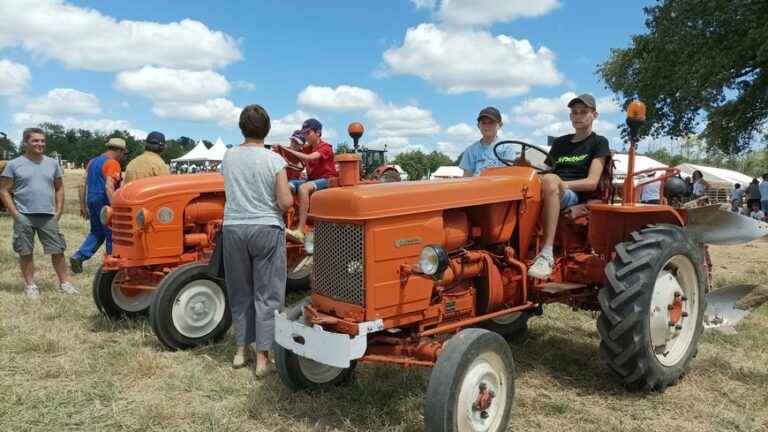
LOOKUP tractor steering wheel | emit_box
[273,145,306,173]
[493,140,551,173]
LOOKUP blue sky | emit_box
[0,0,662,158]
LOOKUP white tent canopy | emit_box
[613,154,668,179]
[675,163,753,188]
[430,166,464,179]
[172,140,211,162]
[206,137,227,161]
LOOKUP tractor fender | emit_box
[587,204,685,256]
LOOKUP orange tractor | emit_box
[93,145,314,350]
[273,102,768,431]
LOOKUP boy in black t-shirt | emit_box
[528,94,611,279]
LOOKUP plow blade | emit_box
[685,205,768,245]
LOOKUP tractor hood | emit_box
[115,173,224,205]
[310,167,539,221]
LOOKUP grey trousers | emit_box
[222,224,286,350]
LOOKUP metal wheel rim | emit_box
[491,312,522,326]
[171,279,226,339]
[649,254,700,366]
[297,356,345,383]
[111,282,154,313]
[288,256,313,280]
[456,351,508,432]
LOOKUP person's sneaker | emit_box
[286,228,305,243]
[232,349,248,369]
[528,254,555,280]
[57,281,80,295]
[69,256,83,274]
[24,284,40,299]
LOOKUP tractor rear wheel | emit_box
[92,268,154,320]
[597,225,706,391]
[287,256,312,291]
[479,311,531,344]
[380,169,401,183]
[149,263,231,350]
[425,328,515,432]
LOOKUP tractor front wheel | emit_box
[92,268,155,320]
[598,225,706,391]
[424,328,515,432]
[149,263,231,350]
[379,169,401,183]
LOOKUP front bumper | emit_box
[274,311,383,368]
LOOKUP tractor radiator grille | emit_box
[110,206,135,246]
[312,222,365,306]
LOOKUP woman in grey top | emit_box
[222,104,293,374]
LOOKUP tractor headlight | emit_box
[135,208,152,229]
[418,245,449,276]
[156,207,174,224]
[304,231,315,254]
[99,206,112,226]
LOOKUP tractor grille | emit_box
[110,206,135,246]
[312,222,365,306]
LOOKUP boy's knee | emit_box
[541,174,561,195]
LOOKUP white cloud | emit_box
[116,66,230,102]
[26,88,100,115]
[596,96,621,114]
[153,98,241,128]
[410,0,436,9]
[382,24,562,98]
[438,0,561,27]
[445,123,476,141]
[367,136,417,154]
[298,85,380,112]
[233,80,256,91]
[533,119,618,138]
[267,110,312,141]
[13,112,142,137]
[0,59,30,96]
[0,0,241,71]
[510,92,575,127]
[366,103,440,138]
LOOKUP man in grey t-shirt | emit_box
[0,128,78,298]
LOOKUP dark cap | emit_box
[567,93,597,110]
[301,118,322,133]
[290,129,305,144]
[146,131,166,144]
[477,106,502,123]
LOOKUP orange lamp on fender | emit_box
[626,100,646,141]
[623,100,647,205]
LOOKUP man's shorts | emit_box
[12,214,67,256]
[560,188,580,209]
[289,178,330,193]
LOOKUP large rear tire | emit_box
[379,169,401,183]
[425,328,515,432]
[597,225,706,391]
[149,263,231,350]
[92,268,154,320]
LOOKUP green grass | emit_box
[0,171,767,431]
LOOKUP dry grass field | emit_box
[0,170,767,431]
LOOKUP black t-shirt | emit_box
[546,132,610,182]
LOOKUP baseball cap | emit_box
[106,137,127,150]
[301,118,322,133]
[146,131,166,145]
[290,129,305,145]
[477,107,502,123]
[567,93,597,110]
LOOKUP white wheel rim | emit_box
[649,254,700,366]
[456,351,509,432]
[298,356,345,383]
[111,281,154,313]
[289,256,313,280]
[171,279,226,339]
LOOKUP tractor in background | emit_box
[344,122,403,182]
[272,102,768,432]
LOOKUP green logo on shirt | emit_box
[556,154,588,165]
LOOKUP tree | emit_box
[393,149,454,180]
[599,0,768,154]
[335,142,352,154]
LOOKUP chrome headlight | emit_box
[419,245,449,276]
[99,206,112,226]
[135,208,152,229]
[156,207,174,224]
[304,231,315,254]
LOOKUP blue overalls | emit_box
[73,155,113,261]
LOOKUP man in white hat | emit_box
[70,137,126,274]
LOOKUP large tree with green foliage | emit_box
[600,0,768,154]
[393,150,454,180]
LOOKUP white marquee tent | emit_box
[675,163,753,189]
[172,140,211,162]
[430,166,464,179]
[206,137,227,161]
[612,154,668,181]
